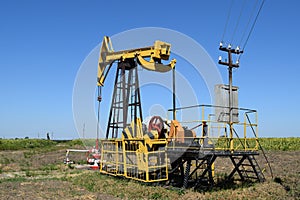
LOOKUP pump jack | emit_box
[96,36,268,189]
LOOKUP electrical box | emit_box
[215,84,239,123]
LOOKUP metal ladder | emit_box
[239,155,265,182]
[106,60,143,138]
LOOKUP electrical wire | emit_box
[238,0,259,47]
[241,0,266,53]
[231,0,247,45]
[221,0,234,42]
[221,0,265,56]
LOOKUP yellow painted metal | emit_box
[98,36,114,86]
[256,111,259,149]
[167,105,260,151]
[244,113,247,150]
[100,138,168,182]
[230,122,234,152]
[100,119,168,183]
[137,54,176,72]
[100,105,260,184]
[122,137,127,177]
[97,36,176,86]
[121,118,144,139]
[212,162,215,177]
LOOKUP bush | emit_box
[259,137,300,151]
[0,139,57,150]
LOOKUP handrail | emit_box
[232,127,246,150]
[245,113,274,179]
[167,104,260,151]
[168,104,257,113]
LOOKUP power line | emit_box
[242,0,266,51]
[230,0,247,44]
[220,0,265,63]
[239,0,259,47]
[221,0,234,42]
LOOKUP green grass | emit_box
[208,137,300,151]
[259,137,300,151]
[0,137,298,199]
[64,139,84,146]
[71,172,183,199]
[0,138,91,151]
[0,137,299,151]
[39,164,59,171]
[0,139,57,150]
[0,177,27,183]
[70,171,292,200]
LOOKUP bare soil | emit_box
[0,146,299,199]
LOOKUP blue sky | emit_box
[0,0,299,139]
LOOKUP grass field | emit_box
[0,138,299,199]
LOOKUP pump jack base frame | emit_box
[167,148,265,189]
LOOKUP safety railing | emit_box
[100,139,123,176]
[100,138,168,182]
[167,104,259,151]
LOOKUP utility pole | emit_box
[218,42,243,151]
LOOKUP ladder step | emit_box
[113,100,123,103]
[246,176,260,179]
[110,122,124,124]
[128,103,140,106]
[241,164,252,167]
[240,170,255,173]
[112,106,123,109]
[231,156,241,159]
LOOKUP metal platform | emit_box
[167,146,265,189]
